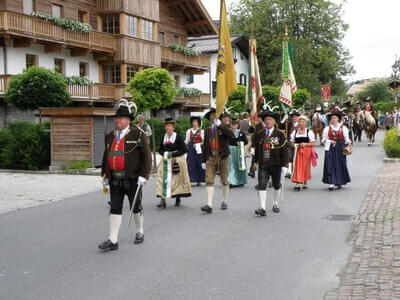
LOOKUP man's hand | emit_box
[251,163,257,172]
[137,176,147,186]
[214,119,221,127]
[201,163,206,170]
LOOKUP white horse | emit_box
[359,110,377,146]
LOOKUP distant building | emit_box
[187,34,249,109]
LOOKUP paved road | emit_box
[0,131,385,300]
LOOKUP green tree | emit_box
[227,85,248,114]
[5,67,71,110]
[292,88,310,109]
[229,0,354,96]
[127,68,178,113]
[355,79,392,103]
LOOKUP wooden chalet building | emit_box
[0,0,217,167]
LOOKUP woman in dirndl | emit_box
[156,117,191,208]
[322,111,352,191]
[228,117,248,187]
[185,116,205,185]
[290,115,315,191]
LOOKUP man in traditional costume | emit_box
[201,108,234,214]
[185,116,205,186]
[156,117,191,208]
[253,108,288,216]
[99,100,152,251]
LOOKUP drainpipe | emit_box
[2,37,7,127]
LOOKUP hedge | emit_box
[383,128,400,158]
[0,121,50,170]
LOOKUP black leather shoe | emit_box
[220,202,228,210]
[254,208,266,216]
[328,186,334,191]
[302,185,308,189]
[294,186,301,191]
[285,173,291,178]
[248,171,255,178]
[134,233,144,244]
[335,185,342,189]
[175,197,181,207]
[156,198,166,209]
[98,239,118,251]
[272,205,280,213]
[201,205,212,214]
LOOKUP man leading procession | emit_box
[99,100,152,251]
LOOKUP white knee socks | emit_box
[207,186,214,207]
[222,185,229,204]
[258,190,267,210]
[273,188,281,207]
[109,214,122,244]
[133,212,144,234]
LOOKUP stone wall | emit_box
[0,101,43,127]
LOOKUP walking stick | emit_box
[127,185,143,228]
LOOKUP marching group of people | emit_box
[97,98,359,251]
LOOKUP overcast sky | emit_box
[202,0,400,82]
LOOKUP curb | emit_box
[0,168,101,176]
[383,157,400,163]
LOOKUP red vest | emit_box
[209,127,220,151]
[108,136,125,171]
[328,125,344,141]
[190,130,202,143]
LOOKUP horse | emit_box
[359,110,377,146]
[312,112,325,145]
[352,112,363,142]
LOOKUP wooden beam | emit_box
[45,44,62,53]
[184,19,208,30]
[70,48,87,57]
[93,53,110,61]
[13,38,31,48]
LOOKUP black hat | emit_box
[220,111,230,119]
[231,117,239,124]
[204,108,216,120]
[115,99,135,120]
[115,105,134,120]
[164,117,176,125]
[259,109,279,121]
[327,111,342,121]
[190,116,201,126]
[366,97,371,102]
[290,109,300,117]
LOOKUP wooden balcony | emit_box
[0,11,116,54]
[0,75,118,103]
[173,93,211,108]
[97,0,159,22]
[161,46,210,72]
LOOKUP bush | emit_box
[292,89,310,109]
[127,68,178,113]
[178,87,202,97]
[374,101,398,113]
[383,128,400,158]
[5,66,71,110]
[0,121,50,170]
[63,160,92,170]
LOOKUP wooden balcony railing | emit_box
[0,75,117,102]
[0,11,116,53]
[186,94,211,106]
[161,47,210,70]
[173,93,211,107]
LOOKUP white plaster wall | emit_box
[1,42,99,82]
[189,45,249,108]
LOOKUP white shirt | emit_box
[322,124,350,151]
[115,125,130,140]
[264,126,274,137]
[163,132,177,144]
[290,128,315,143]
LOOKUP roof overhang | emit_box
[165,0,218,36]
